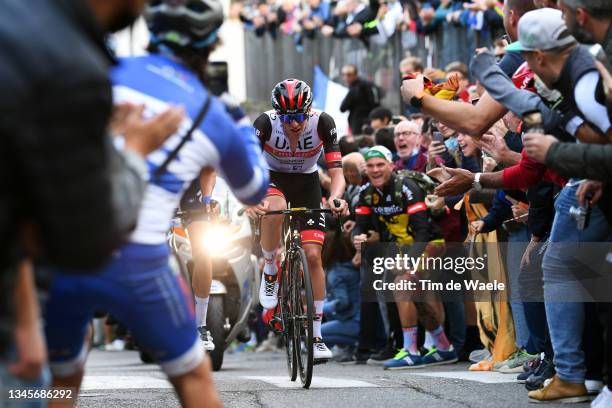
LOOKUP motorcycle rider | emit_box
[179,95,253,351]
[247,79,349,361]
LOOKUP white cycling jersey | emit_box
[254,109,341,174]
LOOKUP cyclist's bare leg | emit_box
[168,355,222,408]
[303,243,325,301]
[260,195,286,254]
[187,221,212,299]
[304,243,328,347]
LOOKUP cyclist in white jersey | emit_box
[247,79,349,361]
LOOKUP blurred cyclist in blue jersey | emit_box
[43,1,268,407]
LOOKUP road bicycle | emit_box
[256,203,339,388]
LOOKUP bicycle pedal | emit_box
[313,358,330,365]
[268,316,283,334]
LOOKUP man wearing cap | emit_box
[352,146,457,370]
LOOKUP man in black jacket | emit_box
[0,0,181,392]
[340,64,381,135]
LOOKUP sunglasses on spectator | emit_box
[279,113,308,123]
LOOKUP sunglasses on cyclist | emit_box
[279,113,308,123]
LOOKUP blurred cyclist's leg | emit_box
[187,220,214,351]
[169,355,221,408]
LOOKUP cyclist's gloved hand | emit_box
[245,199,270,219]
[328,197,349,216]
[200,195,220,215]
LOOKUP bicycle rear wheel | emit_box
[291,248,314,388]
[279,258,297,381]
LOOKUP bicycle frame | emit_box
[257,206,335,387]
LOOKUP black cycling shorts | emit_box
[266,171,326,245]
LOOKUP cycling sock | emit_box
[313,301,324,339]
[262,248,278,276]
[428,325,451,351]
[424,331,435,351]
[195,296,209,327]
[402,326,419,354]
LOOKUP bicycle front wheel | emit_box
[279,258,297,381]
[291,248,314,388]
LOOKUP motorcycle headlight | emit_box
[200,223,240,256]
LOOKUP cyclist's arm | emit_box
[253,113,272,149]
[318,112,345,199]
[198,168,216,198]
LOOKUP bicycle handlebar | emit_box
[237,199,343,217]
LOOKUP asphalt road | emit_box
[75,348,592,408]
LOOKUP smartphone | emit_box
[432,131,445,144]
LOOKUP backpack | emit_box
[362,170,438,210]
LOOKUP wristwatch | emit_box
[472,172,483,191]
[409,91,426,109]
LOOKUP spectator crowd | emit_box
[252,0,612,405]
[235,0,506,51]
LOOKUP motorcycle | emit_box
[167,177,260,371]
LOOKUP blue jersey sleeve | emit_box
[217,121,269,206]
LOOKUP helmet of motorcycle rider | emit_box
[145,0,224,50]
[271,79,313,114]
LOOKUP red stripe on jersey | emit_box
[263,143,323,158]
[407,202,427,215]
[325,152,341,163]
[355,206,372,215]
[300,229,325,245]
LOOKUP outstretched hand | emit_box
[120,104,185,156]
[429,166,475,197]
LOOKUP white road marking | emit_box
[243,376,379,388]
[81,375,173,390]
[411,371,518,384]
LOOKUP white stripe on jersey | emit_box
[113,86,221,244]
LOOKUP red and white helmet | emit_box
[271,79,313,114]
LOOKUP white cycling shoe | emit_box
[259,273,279,309]
[198,326,215,351]
[313,338,333,360]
